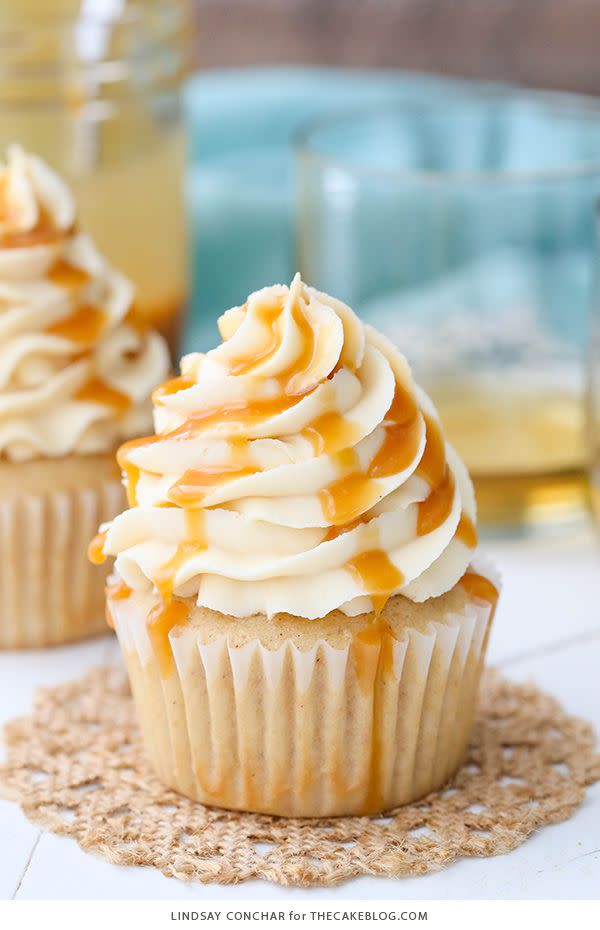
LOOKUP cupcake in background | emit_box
[0,145,169,648]
[94,274,499,817]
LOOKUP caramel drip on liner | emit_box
[353,615,397,813]
[105,579,132,630]
[148,508,206,676]
[146,599,189,678]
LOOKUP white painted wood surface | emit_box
[1,528,599,900]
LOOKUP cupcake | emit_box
[95,274,499,816]
[0,146,169,648]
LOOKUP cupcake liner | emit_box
[0,477,124,649]
[111,576,497,817]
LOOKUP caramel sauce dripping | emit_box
[417,467,455,536]
[185,393,297,433]
[76,377,131,416]
[146,599,189,678]
[154,543,201,604]
[455,512,478,548]
[168,458,258,507]
[107,578,132,600]
[148,509,204,674]
[414,412,456,537]
[88,531,107,565]
[47,305,107,346]
[348,549,405,616]
[320,465,381,527]
[368,384,421,479]
[301,410,360,456]
[47,258,90,291]
[153,374,195,402]
[116,436,148,506]
[319,382,422,526]
[0,203,68,249]
[323,512,370,542]
[460,571,498,606]
[278,294,320,394]
[153,509,206,604]
[104,578,132,630]
[415,413,446,486]
[353,614,397,813]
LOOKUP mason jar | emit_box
[0,0,190,355]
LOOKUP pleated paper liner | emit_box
[110,563,498,817]
[0,453,124,649]
[1,664,598,887]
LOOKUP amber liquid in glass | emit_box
[0,0,188,357]
[429,382,587,529]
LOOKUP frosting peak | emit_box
[0,146,169,462]
[99,275,478,620]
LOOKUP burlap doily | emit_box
[1,666,599,887]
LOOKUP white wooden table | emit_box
[2,527,599,900]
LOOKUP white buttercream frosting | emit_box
[98,275,479,620]
[0,145,170,462]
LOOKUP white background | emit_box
[1,527,599,900]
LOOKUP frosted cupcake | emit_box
[0,146,169,648]
[95,274,499,816]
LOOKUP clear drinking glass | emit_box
[0,0,190,355]
[296,91,600,531]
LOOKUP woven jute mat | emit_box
[1,666,599,887]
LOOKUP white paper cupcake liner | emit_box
[111,571,497,817]
[0,477,124,649]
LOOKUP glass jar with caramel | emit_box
[0,0,190,356]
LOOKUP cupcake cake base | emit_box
[0,454,124,649]
[110,567,498,817]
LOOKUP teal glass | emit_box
[296,91,600,531]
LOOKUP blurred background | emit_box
[5,0,600,533]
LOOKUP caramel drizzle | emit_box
[153,375,195,402]
[224,291,321,395]
[47,258,90,291]
[88,530,107,565]
[47,305,107,346]
[147,509,205,676]
[460,571,498,606]
[319,382,422,527]
[226,301,281,375]
[114,290,477,627]
[104,578,132,630]
[154,509,206,604]
[117,291,328,504]
[348,550,405,616]
[455,512,478,548]
[76,377,131,416]
[146,599,189,678]
[352,615,397,813]
[0,198,70,249]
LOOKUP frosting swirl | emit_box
[98,275,478,619]
[0,145,169,462]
